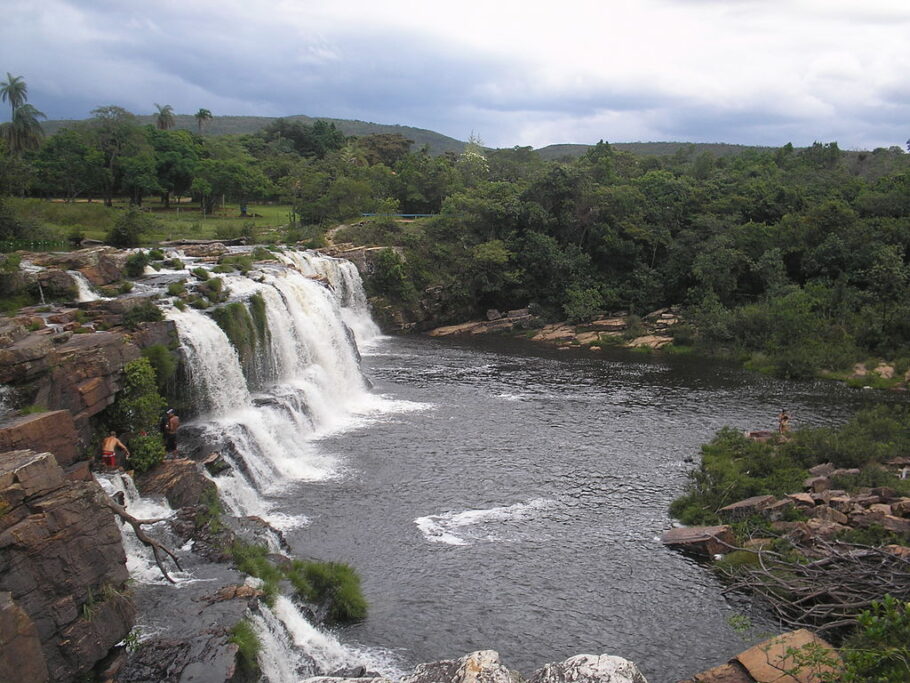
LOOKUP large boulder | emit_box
[0,450,135,681]
[528,654,647,683]
[717,495,776,521]
[661,525,735,556]
[401,650,516,683]
[28,247,129,286]
[135,459,217,509]
[0,410,80,468]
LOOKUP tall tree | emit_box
[154,103,175,131]
[194,108,213,134]
[0,73,27,119]
[1,103,45,155]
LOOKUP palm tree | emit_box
[0,73,27,119]
[2,103,46,154]
[194,108,213,134]
[154,103,175,130]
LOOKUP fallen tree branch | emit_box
[720,538,910,634]
[97,491,183,584]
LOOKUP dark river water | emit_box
[282,335,892,683]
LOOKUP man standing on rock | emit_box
[163,408,180,458]
[101,431,130,470]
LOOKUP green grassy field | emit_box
[7,197,294,246]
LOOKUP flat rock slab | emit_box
[661,525,735,556]
[735,629,840,683]
[718,495,776,520]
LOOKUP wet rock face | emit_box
[0,450,135,682]
[528,654,648,683]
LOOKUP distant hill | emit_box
[535,141,777,160]
[40,115,887,164]
[42,114,468,156]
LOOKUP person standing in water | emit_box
[778,409,791,435]
[101,431,130,470]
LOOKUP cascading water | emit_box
[95,472,188,584]
[166,250,403,526]
[252,596,407,683]
[68,270,102,302]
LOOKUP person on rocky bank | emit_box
[163,408,180,458]
[100,431,130,470]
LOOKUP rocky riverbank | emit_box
[428,307,682,352]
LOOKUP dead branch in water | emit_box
[97,491,183,584]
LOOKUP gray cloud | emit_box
[2,0,906,150]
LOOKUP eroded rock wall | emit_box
[0,449,135,682]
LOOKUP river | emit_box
[271,333,886,683]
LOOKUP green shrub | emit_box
[229,620,261,679]
[164,258,184,270]
[288,560,367,624]
[141,344,178,395]
[125,251,150,278]
[106,207,158,247]
[107,357,166,437]
[191,267,210,281]
[166,280,186,296]
[231,542,280,605]
[148,248,164,261]
[218,254,254,273]
[251,246,273,261]
[840,595,910,682]
[122,301,164,330]
[127,433,165,473]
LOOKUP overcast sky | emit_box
[3,0,908,150]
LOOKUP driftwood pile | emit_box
[721,538,910,634]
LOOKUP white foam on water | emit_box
[415,498,559,546]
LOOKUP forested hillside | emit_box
[2,99,909,380]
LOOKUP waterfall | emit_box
[275,250,381,345]
[67,270,102,302]
[251,596,406,683]
[167,249,388,515]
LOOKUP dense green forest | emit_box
[2,84,909,379]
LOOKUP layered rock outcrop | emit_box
[308,650,649,683]
[0,449,135,681]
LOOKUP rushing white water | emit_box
[68,270,102,302]
[94,472,191,584]
[414,498,559,546]
[252,596,407,683]
[275,250,380,345]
